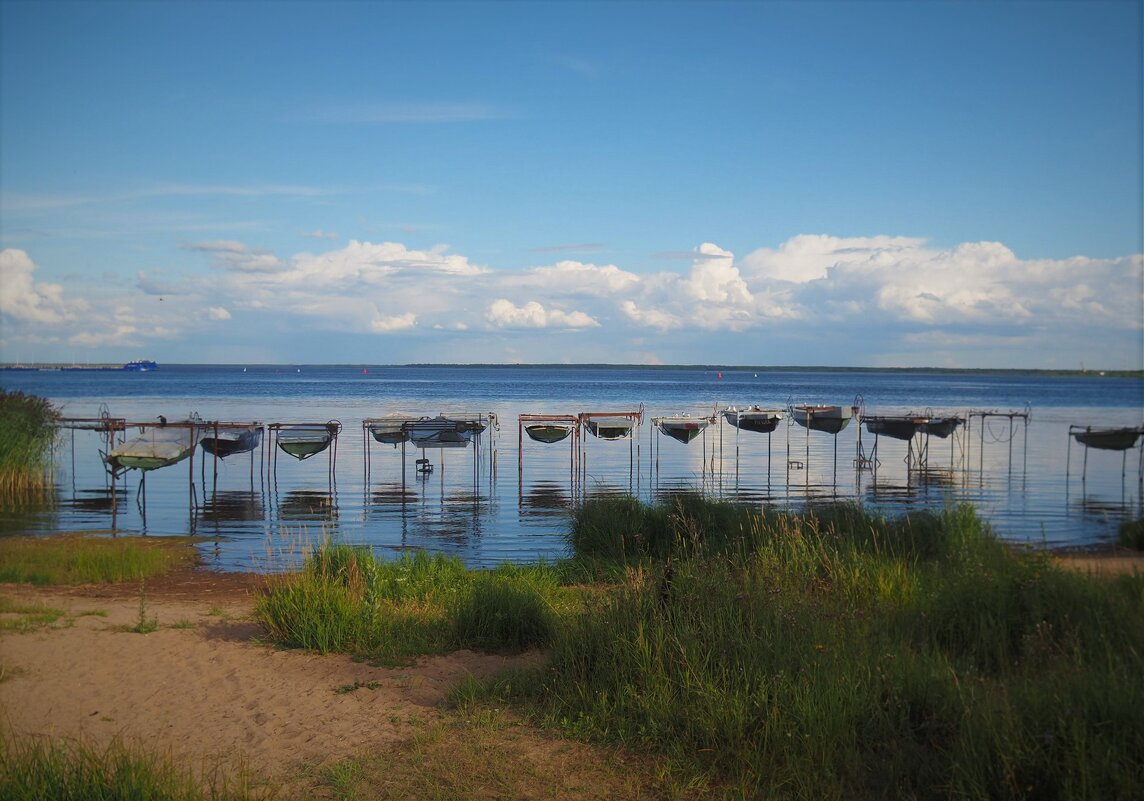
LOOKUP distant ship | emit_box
[123,359,158,372]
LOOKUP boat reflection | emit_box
[275,489,338,522]
[199,490,264,524]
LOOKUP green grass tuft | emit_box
[0,535,197,585]
[0,734,263,800]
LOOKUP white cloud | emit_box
[0,249,83,324]
[515,260,640,297]
[370,312,416,332]
[486,299,598,329]
[3,236,1138,367]
[185,240,286,273]
[741,234,926,283]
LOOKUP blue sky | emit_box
[1,0,1141,368]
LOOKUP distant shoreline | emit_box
[1,362,1141,379]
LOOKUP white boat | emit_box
[105,423,197,473]
[791,405,853,435]
[722,406,784,434]
[655,415,710,444]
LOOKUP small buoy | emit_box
[717,372,723,379]
[362,367,368,374]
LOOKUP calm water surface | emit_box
[2,365,1141,571]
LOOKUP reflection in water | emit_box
[276,489,338,522]
[63,487,123,513]
[520,481,572,513]
[200,490,264,524]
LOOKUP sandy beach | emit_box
[0,566,545,792]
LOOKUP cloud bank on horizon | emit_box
[2,234,1139,369]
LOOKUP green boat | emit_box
[525,422,574,444]
[276,424,338,460]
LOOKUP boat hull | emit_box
[200,427,262,458]
[924,417,963,438]
[105,427,195,472]
[408,416,484,449]
[864,416,928,441]
[525,424,573,444]
[723,409,783,434]
[276,425,335,460]
[657,418,708,444]
[584,417,635,440]
[1073,427,1143,451]
[792,406,852,435]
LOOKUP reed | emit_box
[0,535,198,585]
[0,734,263,800]
[0,391,59,502]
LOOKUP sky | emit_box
[1,0,1141,369]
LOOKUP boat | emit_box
[525,422,574,444]
[199,424,263,458]
[104,423,197,473]
[123,359,158,372]
[1072,426,1144,451]
[582,415,637,440]
[276,423,338,460]
[407,414,489,449]
[655,415,710,444]
[791,405,853,435]
[722,406,784,434]
[923,416,963,438]
[366,414,412,446]
[864,415,929,441]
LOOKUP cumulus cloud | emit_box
[0,249,82,324]
[486,299,598,329]
[206,307,232,321]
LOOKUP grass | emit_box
[257,499,1144,799]
[256,545,575,662]
[1118,517,1144,550]
[0,734,267,800]
[0,391,59,502]
[0,534,198,585]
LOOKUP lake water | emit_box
[2,365,1141,572]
